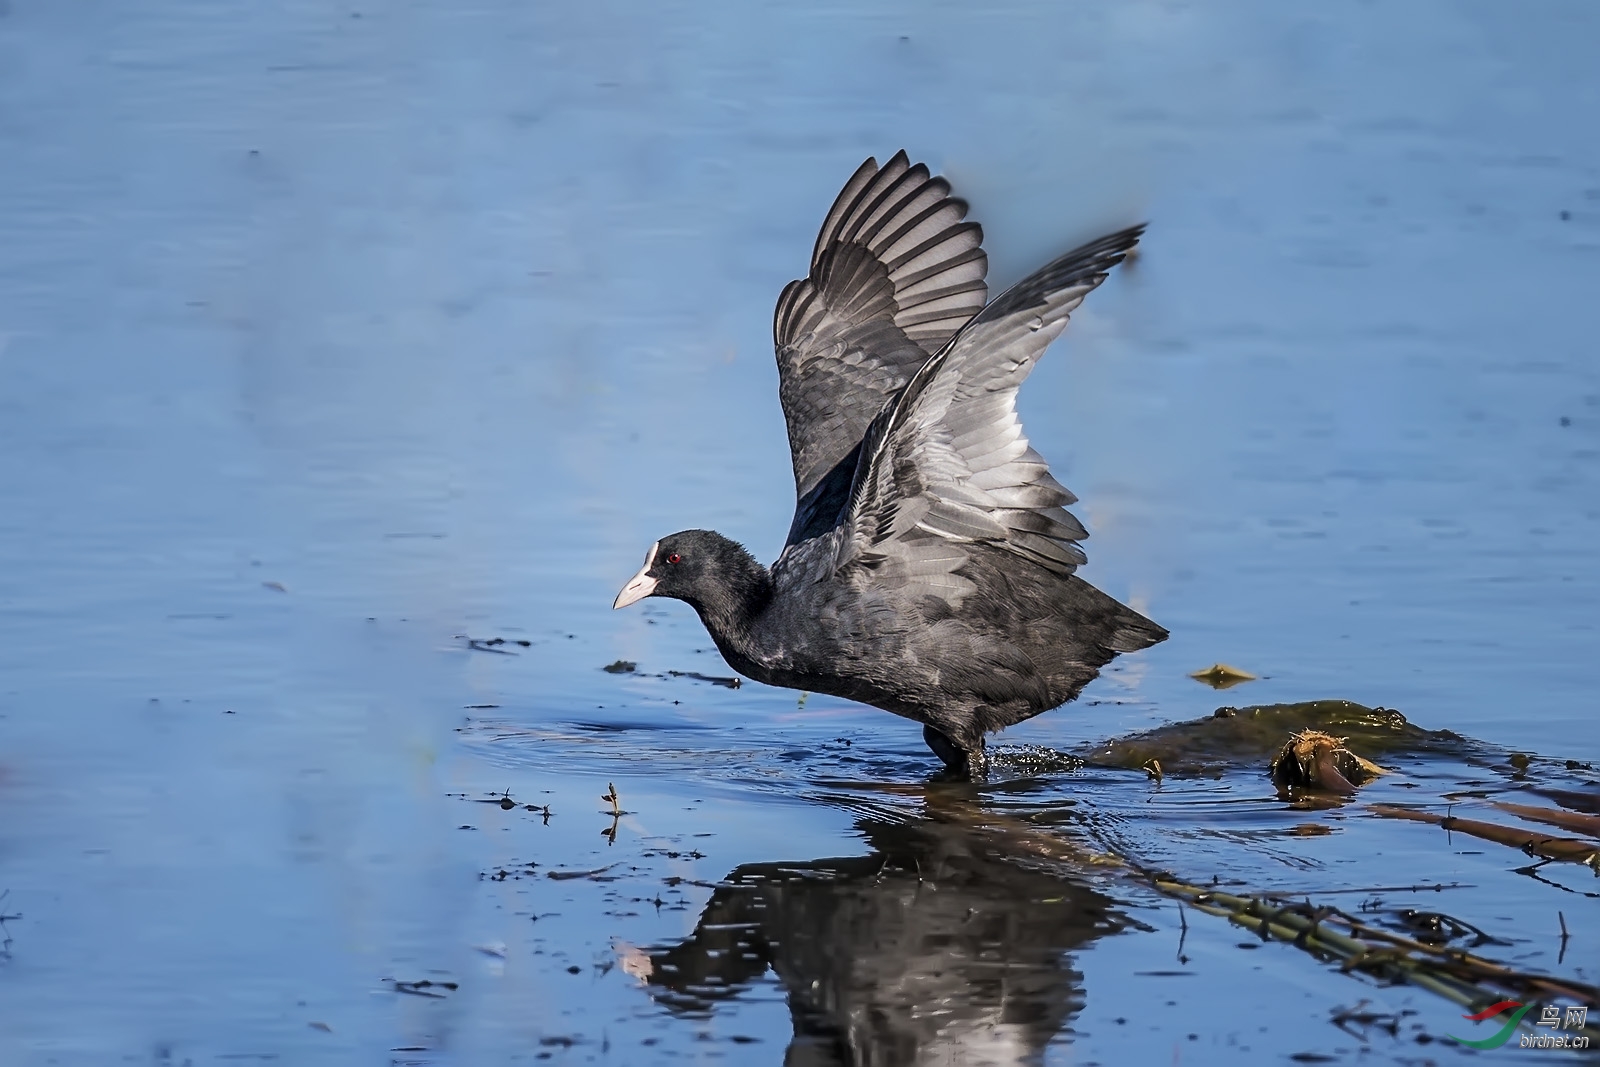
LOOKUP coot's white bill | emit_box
[613,542,660,609]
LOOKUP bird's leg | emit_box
[922,724,988,779]
[922,724,964,771]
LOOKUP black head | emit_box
[612,530,771,629]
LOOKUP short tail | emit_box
[1069,575,1167,654]
[1106,607,1168,653]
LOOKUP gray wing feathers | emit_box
[775,152,990,501]
[839,224,1145,591]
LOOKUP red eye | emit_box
[667,553,682,564]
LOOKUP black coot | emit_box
[614,151,1167,776]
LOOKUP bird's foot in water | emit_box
[923,724,989,779]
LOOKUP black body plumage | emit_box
[615,152,1167,775]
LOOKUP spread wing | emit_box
[829,225,1145,603]
[774,152,989,544]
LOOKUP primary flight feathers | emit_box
[773,151,1142,601]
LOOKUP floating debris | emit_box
[603,660,637,674]
[613,939,654,981]
[461,636,532,654]
[1329,1000,1403,1040]
[388,978,458,998]
[0,889,17,959]
[1392,909,1500,947]
[1190,663,1257,689]
[547,864,616,881]
[1270,730,1387,795]
[667,670,742,689]
[600,783,625,843]
[1489,800,1600,838]
[1370,805,1600,868]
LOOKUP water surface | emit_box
[1,1,1597,1063]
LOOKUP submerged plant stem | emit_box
[1153,880,1598,1039]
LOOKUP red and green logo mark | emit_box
[1448,1000,1535,1049]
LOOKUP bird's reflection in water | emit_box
[634,793,1127,1066]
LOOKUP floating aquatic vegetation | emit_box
[1154,879,1598,1042]
[1189,663,1258,689]
[783,756,1600,1048]
[956,702,1598,1040]
[1270,730,1388,795]
[1080,700,1463,779]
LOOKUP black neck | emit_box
[687,549,774,641]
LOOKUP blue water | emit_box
[1,1,1596,1063]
